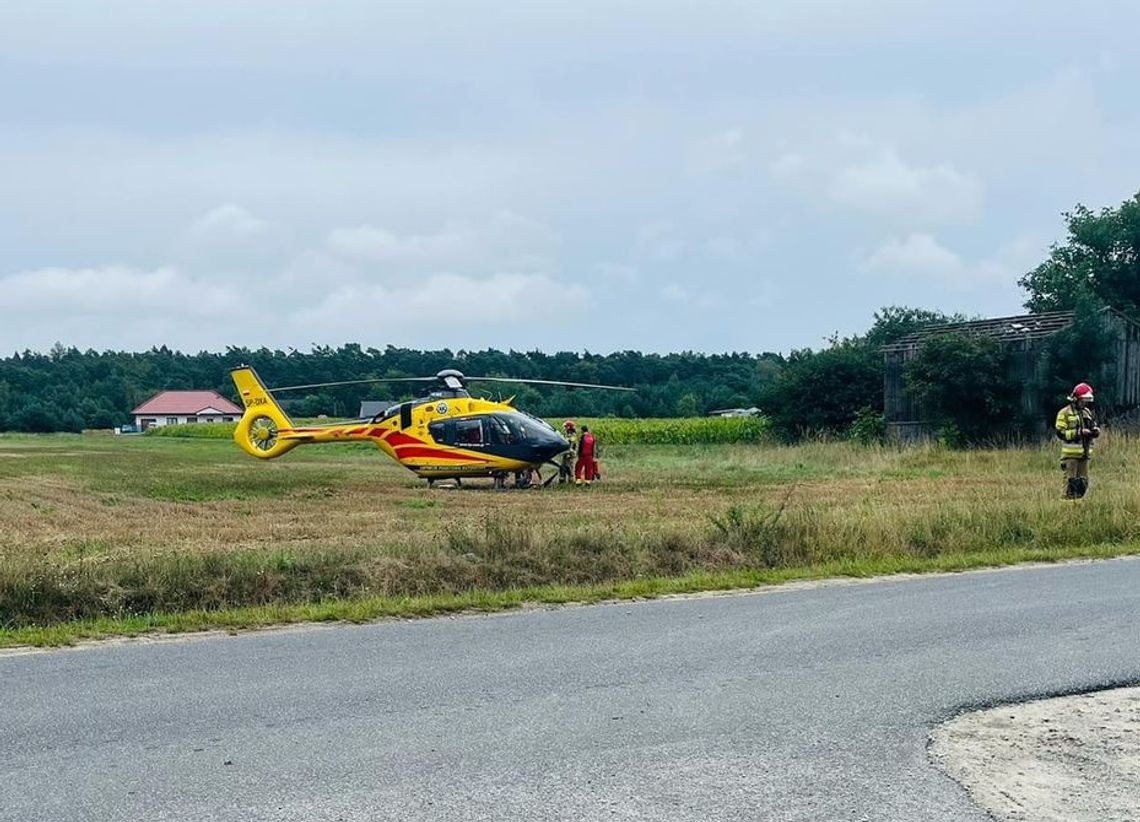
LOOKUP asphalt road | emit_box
[4,559,1140,821]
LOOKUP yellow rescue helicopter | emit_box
[230,365,633,487]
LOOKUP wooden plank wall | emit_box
[884,313,1140,441]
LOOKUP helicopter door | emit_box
[399,402,413,430]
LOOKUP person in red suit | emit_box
[575,425,597,485]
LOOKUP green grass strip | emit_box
[4,541,1138,649]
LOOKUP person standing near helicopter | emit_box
[559,420,578,483]
[575,425,598,485]
[1055,382,1100,499]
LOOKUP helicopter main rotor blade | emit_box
[267,377,437,393]
[467,376,636,392]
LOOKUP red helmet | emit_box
[563,419,576,430]
[1072,382,1094,401]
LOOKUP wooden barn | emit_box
[882,308,1140,442]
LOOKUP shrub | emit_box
[848,407,886,445]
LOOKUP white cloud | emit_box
[328,225,471,266]
[860,232,1044,292]
[860,233,962,277]
[0,265,249,352]
[0,262,593,353]
[326,211,559,279]
[828,148,982,224]
[1,2,1137,355]
[190,204,269,239]
[0,265,240,316]
[773,141,983,227]
[293,272,589,332]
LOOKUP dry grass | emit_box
[1,431,1139,633]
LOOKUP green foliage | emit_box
[862,305,971,348]
[0,344,784,432]
[757,305,966,441]
[904,334,1021,444]
[848,406,886,445]
[1020,192,1140,318]
[760,343,882,439]
[1033,292,1118,416]
[675,392,702,417]
[0,303,981,440]
[709,499,801,568]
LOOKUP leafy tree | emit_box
[862,305,971,348]
[0,345,787,431]
[904,334,1021,445]
[675,392,701,417]
[1034,292,1118,418]
[761,343,881,439]
[1020,192,1140,318]
[14,402,57,433]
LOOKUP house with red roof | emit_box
[131,391,244,430]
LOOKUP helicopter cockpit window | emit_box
[486,415,514,445]
[506,413,554,441]
[454,418,483,446]
[429,421,448,443]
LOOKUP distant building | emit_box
[131,391,244,430]
[882,308,1140,441]
[708,407,762,417]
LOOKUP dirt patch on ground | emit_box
[931,687,1140,821]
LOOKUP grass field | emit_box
[2,430,1139,646]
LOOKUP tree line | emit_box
[2,191,1137,441]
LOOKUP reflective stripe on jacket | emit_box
[1055,403,1094,458]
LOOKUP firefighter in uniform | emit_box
[558,420,578,484]
[575,425,597,485]
[1055,382,1100,499]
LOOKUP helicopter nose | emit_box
[538,433,570,462]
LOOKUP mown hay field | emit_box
[2,430,1139,643]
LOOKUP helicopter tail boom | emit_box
[230,366,302,459]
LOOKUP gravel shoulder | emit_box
[930,686,1140,822]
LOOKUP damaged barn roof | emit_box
[881,310,1078,353]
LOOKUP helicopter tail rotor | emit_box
[230,366,302,460]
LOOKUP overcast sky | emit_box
[2,1,1138,356]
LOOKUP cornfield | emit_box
[572,416,771,445]
[145,416,774,445]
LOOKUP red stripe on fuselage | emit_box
[384,431,423,447]
[394,446,489,463]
